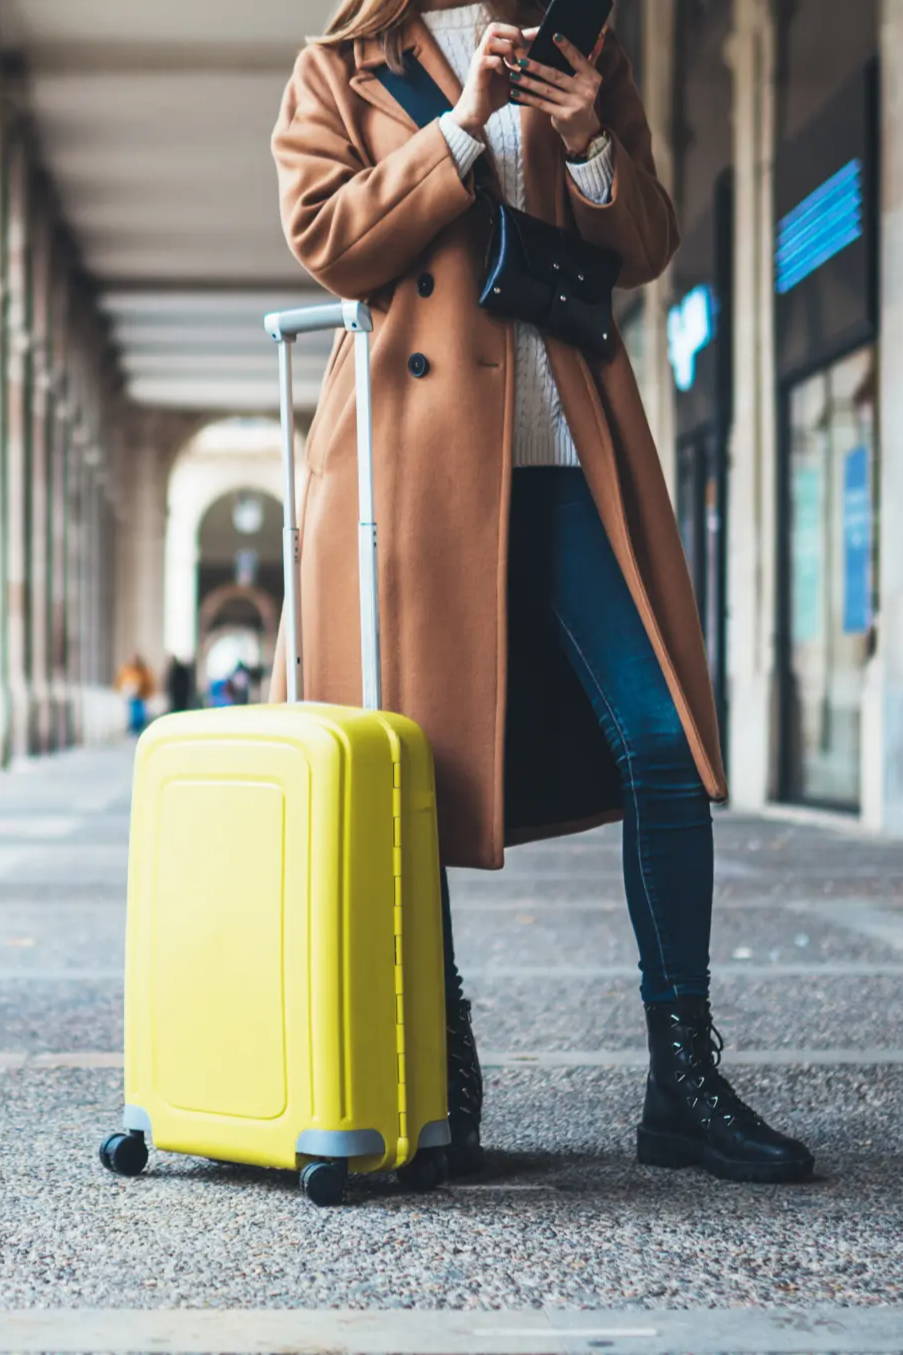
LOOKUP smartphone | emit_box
[526,0,614,77]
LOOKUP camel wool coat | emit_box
[267,16,729,870]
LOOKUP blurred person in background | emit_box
[268,0,815,1185]
[115,652,156,735]
[165,655,195,713]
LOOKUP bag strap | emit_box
[374,52,496,197]
[374,50,454,123]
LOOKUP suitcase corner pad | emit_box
[123,1104,153,1138]
[296,1128,385,1158]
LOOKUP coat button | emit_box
[417,272,435,297]
[408,352,430,378]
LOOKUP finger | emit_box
[551,31,596,75]
[510,69,570,105]
[482,22,526,43]
[518,55,573,89]
[506,26,538,68]
[485,35,520,59]
[588,27,609,64]
[509,87,565,118]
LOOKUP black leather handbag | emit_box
[376,54,622,360]
[474,187,621,359]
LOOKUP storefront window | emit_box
[784,346,877,809]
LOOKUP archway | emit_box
[163,417,291,691]
[197,584,280,705]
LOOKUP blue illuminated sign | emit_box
[667,285,716,392]
[776,158,864,295]
[842,444,872,634]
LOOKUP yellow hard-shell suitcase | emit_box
[99,302,450,1206]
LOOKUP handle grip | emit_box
[264,299,372,341]
[265,300,380,709]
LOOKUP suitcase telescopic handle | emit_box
[264,300,380,711]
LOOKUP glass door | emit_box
[780,345,877,809]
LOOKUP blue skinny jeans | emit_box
[441,465,714,1007]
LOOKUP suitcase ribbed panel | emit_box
[389,732,409,1161]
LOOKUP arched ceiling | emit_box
[199,490,283,566]
[0,0,339,413]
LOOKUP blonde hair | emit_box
[311,0,544,73]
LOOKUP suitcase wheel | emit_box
[300,1159,348,1207]
[98,1131,149,1178]
[396,1146,448,1193]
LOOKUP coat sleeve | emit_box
[271,46,478,298]
[565,32,679,289]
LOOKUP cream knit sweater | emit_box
[421,1,615,468]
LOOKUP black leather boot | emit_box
[446,995,485,1177]
[637,996,815,1183]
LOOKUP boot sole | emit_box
[637,1125,815,1184]
[446,1141,486,1178]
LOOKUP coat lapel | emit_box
[348,15,565,222]
[349,15,465,131]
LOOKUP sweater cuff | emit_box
[565,135,615,205]
[438,111,486,180]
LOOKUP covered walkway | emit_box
[0,744,901,1349]
[0,0,329,760]
[2,2,903,1351]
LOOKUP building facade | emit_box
[3,0,903,839]
[618,0,901,835]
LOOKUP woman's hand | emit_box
[509,30,606,158]
[449,22,530,137]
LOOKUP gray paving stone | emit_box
[0,979,123,1052]
[451,903,899,969]
[0,902,125,973]
[0,1064,900,1311]
[466,974,903,1054]
[1,740,902,1345]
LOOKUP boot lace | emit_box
[447,998,483,1125]
[669,1009,761,1132]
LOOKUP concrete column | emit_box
[48,261,75,750]
[723,0,779,809]
[163,456,202,665]
[868,0,903,833]
[66,420,86,746]
[640,0,678,493]
[113,412,169,690]
[0,79,7,765]
[28,206,53,753]
[4,135,31,762]
[80,455,103,739]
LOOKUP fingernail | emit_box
[518,56,529,68]
[553,32,564,41]
[509,70,521,80]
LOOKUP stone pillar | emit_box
[28,204,54,753]
[113,411,169,692]
[80,454,102,739]
[4,134,31,763]
[723,0,780,809]
[66,416,87,747]
[641,0,678,492]
[163,476,201,665]
[47,257,74,750]
[868,0,903,833]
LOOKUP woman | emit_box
[269,0,814,1184]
